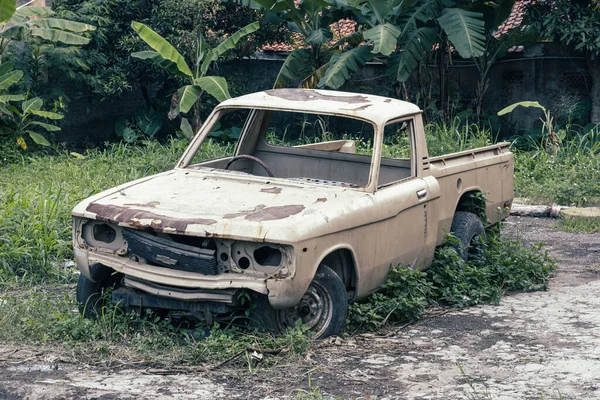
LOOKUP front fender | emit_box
[266,241,359,309]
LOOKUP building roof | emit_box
[495,0,534,37]
[262,19,357,53]
[218,89,421,125]
[262,1,533,54]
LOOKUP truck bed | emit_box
[426,142,514,245]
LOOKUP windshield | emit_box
[184,108,377,188]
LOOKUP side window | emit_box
[189,109,250,165]
[378,119,414,187]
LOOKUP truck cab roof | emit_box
[219,89,422,125]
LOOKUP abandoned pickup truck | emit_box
[72,89,514,338]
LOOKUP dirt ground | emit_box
[1,216,599,400]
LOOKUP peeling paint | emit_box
[260,187,282,194]
[86,203,217,232]
[222,204,304,221]
[223,204,267,219]
[123,201,160,208]
[340,104,372,111]
[265,89,369,104]
[316,198,327,203]
[245,205,305,222]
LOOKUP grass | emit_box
[555,215,600,233]
[514,129,600,207]
[0,138,229,282]
[0,283,312,368]
[0,121,567,369]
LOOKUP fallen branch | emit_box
[211,347,286,370]
[510,203,564,218]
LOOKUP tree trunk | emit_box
[588,57,600,124]
[438,40,449,120]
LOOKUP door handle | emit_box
[416,189,427,199]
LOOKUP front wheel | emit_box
[251,265,348,339]
[76,270,122,319]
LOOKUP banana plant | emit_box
[332,0,488,84]
[131,21,260,131]
[0,61,25,114]
[1,96,63,149]
[228,0,371,90]
[498,101,560,155]
[0,0,96,59]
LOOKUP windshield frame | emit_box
[177,105,385,192]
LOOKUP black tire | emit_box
[250,265,348,339]
[450,211,487,263]
[76,270,122,319]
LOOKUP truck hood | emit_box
[73,168,377,243]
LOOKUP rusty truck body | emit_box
[72,89,514,338]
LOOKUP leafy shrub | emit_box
[347,228,557,331]
[348,267,434,331]
[428,229,556,307]
[32,0,287,103]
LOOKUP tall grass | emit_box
[0,119,594,282]
[514,128,600,206]
[0,284,311,366]
[0,139,229,282]
[424,118,493,157]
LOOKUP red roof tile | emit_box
[261,19,357,53]
[495,0,535,37]
[262,1,531,53]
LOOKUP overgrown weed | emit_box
[425,118,492,157]
[555,215,600,233]
[0,284,311,367]
[514,129,600,206]
[0,139,228,281]
[347,227,556,331]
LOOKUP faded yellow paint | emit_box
[72,89,513,310]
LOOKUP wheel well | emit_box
[321,249,357,300]
[456,191,487,221]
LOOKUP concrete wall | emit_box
[56,43,593,144]
[451,43,590,133]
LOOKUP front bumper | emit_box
[74,247,269,295]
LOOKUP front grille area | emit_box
[122,229,219,275]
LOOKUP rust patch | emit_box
[260,187,282,194]
[86,203,216,232]
[316,198,327,203]
[265,89,369,104]
[245,205,305,222]
[223,204,266,219]
[384,99,391,103]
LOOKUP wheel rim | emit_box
[276,280,333,338]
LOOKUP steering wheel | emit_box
[225,154,274,177]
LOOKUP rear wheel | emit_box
[251,265,348,339]
[450,211,487,263]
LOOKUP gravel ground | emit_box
[1,216,599,400]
